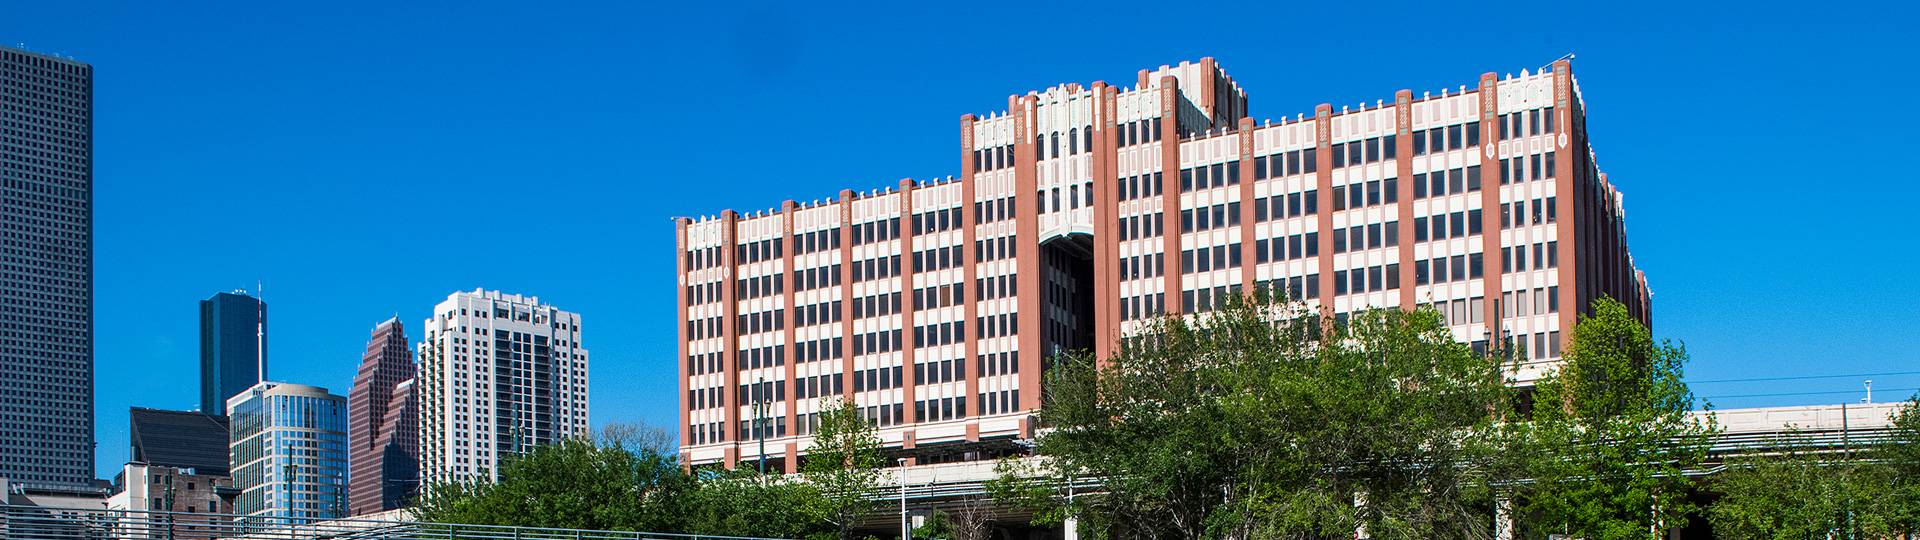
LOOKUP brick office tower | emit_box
[0,45,95,492]
[675,58,1650,471]
[347,318,417,515]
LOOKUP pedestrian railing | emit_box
[0,505,788,540]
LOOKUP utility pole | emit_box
[897,458,909,540]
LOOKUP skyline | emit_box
[0,0,1912,481]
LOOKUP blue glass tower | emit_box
[228,381,348,520]
[201,291,266,415]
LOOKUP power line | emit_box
[1689,371,1920,384]
[1701,387,1918,400]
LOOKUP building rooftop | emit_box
[128,407,231,477]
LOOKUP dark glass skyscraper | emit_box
[201,291,266,415]
[0,45,94,491]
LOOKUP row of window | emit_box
[798,337,842,364]
[1251,148,1320,180]
[1415,253,1486,285]
[916,396,967,423]
[976,196,1014,224]
[1414,209,1484,242]
[979,351,1018,376]
[913,284,962,310]
[1500,107,1556,139]
[851,255,901,282]
[1502,198,1558,228]
[1180,242,1243,274]
[737,344,785,371]
[852,366,905,392]
[1117,118,1165,147]
[1180,161,1243,193]
[912,245,964,273]
[796,228,840,255]
[687,351,721,375]
[685,246,724,272]
[1257,275,1323,303]
[1334,263,1402,295]
[1255,232,1319,264]
[736,274,782,300]
[1118,172,1165,202]
[977,235,1015,262]
[1414,166,1483,199]
[1121,252,1165,281]
[1121,292,1169,321]
[1333,221,1401,254]
[973,144,1014,172]
[736,238,783,265]
[685,281,722,306]
[1501,153,1558,184]
[978,312,1017,339]
[1180,202,1240,233]
[797,264,841,292]
[977,274,1016,301]
[851,292,902,319]
[911,207,963,235]
[736,379,785,406]
[799,373,844,399]
[1504,287,1561,319]
[1334,178,1397,211]
[1181,284,1243,314]
[1254,189,1320,223]
[1118,212,1165,241]
[1039,128,1094,160]
[795,301,840,327]
[736,309,784,335]
[916,357,966,385]
[852,329,906,356]
[1329,134,1397,169]
[1502,242,1560,274]
[912,321,968,347]
[852,218,900,246]
[689,386,721,410]
[1412,123,1480,156]
[1039,182,1095,214]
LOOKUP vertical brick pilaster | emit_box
[719,210,740,446]
[838,191,857,403]
[675,218,691,447]
[1313,104,1335,322]
[1394,91,1417,307]
[779,201,799,443]
[1552,60,1579,347]
[1479,74,1503,339]
[1237,117,1257,296]
[959,115,981,418]
[1012,95,1044,411]
[898,179,918,424]
[1159,77,1184,316]
[1090,82,1120,366]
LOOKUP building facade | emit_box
[201,290,267,415]
[128,407,231,476]
[346,318,418,515]
[675,58,1650,470]
[228,382,348,520]
[0,45,95,492]
[418,289,589,486]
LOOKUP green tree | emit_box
[1008,293,1513,540]
[682,468,829,539]
[1513,297,1716,540]
[1705,436,1884,540]
[412,427,689,532]
[802,399,886,540]
[1870,395,1920,537]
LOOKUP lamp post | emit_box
[897,458,909,540]
[755,376,768,475]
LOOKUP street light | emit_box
[897,458,909,540]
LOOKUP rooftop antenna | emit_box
[256,279,265,384]
[1540,53,1575,73]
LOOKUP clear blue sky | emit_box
[2,1,1913,480]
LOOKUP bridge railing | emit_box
[0,504,788,540]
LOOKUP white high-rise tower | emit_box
[418,289,589,486]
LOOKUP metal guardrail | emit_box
[0,505,789,540]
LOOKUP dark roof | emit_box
[128,407,231,476]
